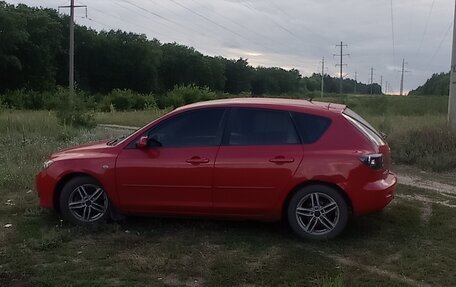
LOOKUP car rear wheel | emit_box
[59,176,110,225]
[287,185,348,240]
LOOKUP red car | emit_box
[36,98,396,240]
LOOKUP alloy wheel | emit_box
[68,184,108,222]
[295,192,340,235]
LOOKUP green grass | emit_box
[94,108,170,127]
[1,106,456,286]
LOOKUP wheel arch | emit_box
[282,180,353,219]
[53,172,102,213]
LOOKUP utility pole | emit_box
[321,57,325,98]
[370,67,374,95]
[400,58,409,96]
[59,0,87,95]
[449,0,456,128]
[334,41,349,94]
[380,75,383,94]
[69,0,75,95]
[354,72,357,94]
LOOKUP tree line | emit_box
[0,2,381,99]
[408,72,450,96]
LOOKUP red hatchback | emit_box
[36,98,396,240]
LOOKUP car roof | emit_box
[176,97,347,114]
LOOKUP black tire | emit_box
[287,184,348,240]
[59,176,110,226]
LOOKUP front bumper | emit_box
[35,170,55,209]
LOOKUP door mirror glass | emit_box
[136,136,149,148]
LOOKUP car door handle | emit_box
[269,157,295,164]
[186,157,210,164]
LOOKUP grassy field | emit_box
[1,96,456,286]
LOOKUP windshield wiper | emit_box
[107,135,126,146]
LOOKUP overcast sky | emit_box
[6,0,455,94]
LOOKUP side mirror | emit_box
[136,136,149,148]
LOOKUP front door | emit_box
[116,108,227,214]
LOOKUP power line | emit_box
[418,0,436,55]
[166,0,287,55]
[148,0,239,44]
[240,0,302,41]
[390,0,396,65]
[86,17,116,31]
[90,6,169,40]
[168,0,252,42]
[124,0,204,37]
[427,20,454,68]
[190,0,270,44]
[112,0,185,39]
[266,0,293,19]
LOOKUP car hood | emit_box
[51,140,111,159]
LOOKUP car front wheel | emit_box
[287,185,348,240]
[59,176,110,225]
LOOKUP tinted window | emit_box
[344,108,381,137]
[226,108,299,145]
[291,112,331,144]
[344,115,385,146]
[147,109,225,147]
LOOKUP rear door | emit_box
[213,108,303,215]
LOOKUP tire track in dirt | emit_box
[323,253,432,287]
[397,174,456,196]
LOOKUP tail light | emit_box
[359,154,384,170]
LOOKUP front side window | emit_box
[226,108,299,145]
[147,108,226,147]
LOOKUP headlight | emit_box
[43,160,54,169]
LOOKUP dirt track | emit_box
[397,174,456,196]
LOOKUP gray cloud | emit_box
[6,0,455,93]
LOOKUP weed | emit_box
[55,88,96,129]
[165,84,217,108]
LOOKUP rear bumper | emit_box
[35,170,55,209]
[351,172,397,215]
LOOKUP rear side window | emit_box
[291,112,332,144]
[344,115,385,146]
[344,108,379,135]
[343,109,385,146]
[226,108,299,145]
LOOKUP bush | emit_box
[0,88,72,110]
[100,89,156,111]
[390,124,456,172]
[55,88,96,128]
[0,97,5,112]
[166,85,217,108]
